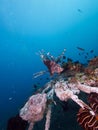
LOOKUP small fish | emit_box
[90,50,94,53]
[77,9,82,13]
[84,56,87,59]
[33,84,38,89]
[94,56,97,58]
[9,97,13,100]
[77,47,85,51]
[63,56,66,59]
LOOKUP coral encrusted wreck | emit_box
[20,50,98,130]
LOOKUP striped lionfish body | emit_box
[77,102,98,130]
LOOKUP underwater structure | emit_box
[19,49,98,130]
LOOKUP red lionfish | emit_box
[77,93,98,130]
[33,49,66,78]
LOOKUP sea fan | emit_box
[77,102,98,130]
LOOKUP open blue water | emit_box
[0,0,98,129]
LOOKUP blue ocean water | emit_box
[0,0,98,129]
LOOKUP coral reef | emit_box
[20,93,47,130]
[20,50,98,130]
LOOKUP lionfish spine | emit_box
[77,102,98,130]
